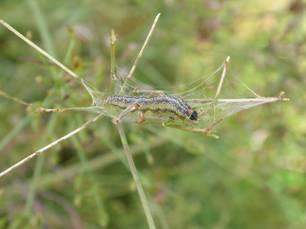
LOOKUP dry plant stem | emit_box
[186,94,288,104]
[0,20,79,79]
[35,106,97,113]
[126,13,160,80]
[0,19,102,109]
[0,114,103,178]
[0,20,97,106]
[116,123,156,229]
[0,90,30,106]
[3,137,165,189]
[0,89,99,114]
[215,56,230,98]
[110,29,117,81]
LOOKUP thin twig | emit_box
[127,13,160,80]
[0,19,79,79]
[0,89,31,106]
[0,18,102,105]
[215,56,230,98]
[4,137,164,189]
[0,88,97,113]
[186,96,286,104]
[110,29,117,81]
[0,114,103,178]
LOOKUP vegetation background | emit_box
[0,0,305,228]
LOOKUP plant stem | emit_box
[116,123,156,229]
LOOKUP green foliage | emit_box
[0,0,305,228]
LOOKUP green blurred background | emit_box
[0,0,305,228]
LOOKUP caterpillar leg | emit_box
[137,111,145,124]
[112,103,140,124]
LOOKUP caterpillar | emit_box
[106,95,198,121]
